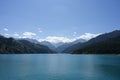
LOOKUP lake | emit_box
[0,54,120,80]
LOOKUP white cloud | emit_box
[4,28,8,31]
[2,31,100,44]
[22,32,36,38]
[76,33,101,40]
[39,36,73,43]
[14,33,19,37]
[38,33,101,43]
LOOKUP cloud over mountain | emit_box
[1,27,101,43]
[76,33,101,40]
[39,36,72,43]
[22,32,36,38]
[38,33,101,43]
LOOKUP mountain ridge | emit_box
[63,30,120,54]
[73,35,120,54]
[0,35,54,54]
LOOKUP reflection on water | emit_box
[0,54,120,80]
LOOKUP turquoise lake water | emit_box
[0,54,120,80]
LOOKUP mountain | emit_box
[73,35,120,54]
[20,38,87,53]
[40,41,57,52]
[18,39,54,53]
[63,30,120,53]
[0,35,54,54]
[22,39,57,52]
[1,30,119,54]
[57,39,86,52]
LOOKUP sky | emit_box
[0,0,120,43]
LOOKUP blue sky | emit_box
[0,0,120,43]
